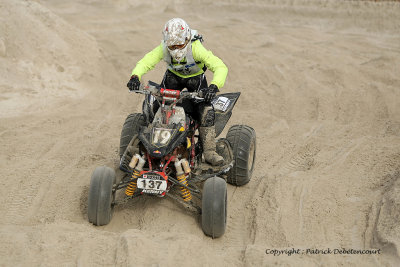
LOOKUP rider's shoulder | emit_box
[191,39,207,52]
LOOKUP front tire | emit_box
[201,177,227,238]
[87,166,116,226]
[226,125,256,186]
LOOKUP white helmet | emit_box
[163,18,191,62]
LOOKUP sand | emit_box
[1,0,400,266]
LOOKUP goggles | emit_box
[167,38,189,50]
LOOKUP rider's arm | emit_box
[131,43,164,80]
[192,41,228,89]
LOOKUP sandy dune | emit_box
[1,0,400,266]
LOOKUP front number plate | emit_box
[137,178,167,194]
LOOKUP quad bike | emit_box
[87,81,256,238]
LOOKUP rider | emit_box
[127,18,228,166]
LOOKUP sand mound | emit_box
[0,0,103,117]
[375,171,400,256]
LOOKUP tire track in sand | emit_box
[2,103,117,225]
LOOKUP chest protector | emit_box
[163,30,203,76]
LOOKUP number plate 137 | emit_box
[137,178,167,191]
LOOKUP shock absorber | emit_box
[125,169,139,196]
[175,159,192,202]
[181,158,191,174]
[125,154,145,196]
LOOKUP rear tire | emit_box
[201,177,227,238]
[87,166,116,226]
[119,113,146,158]
[226,125,256,186]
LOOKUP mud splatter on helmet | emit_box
[163,18,191,62]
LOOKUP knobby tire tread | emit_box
[119,113,146,158]
[226,125,256,186]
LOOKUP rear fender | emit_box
[212,92,241,137]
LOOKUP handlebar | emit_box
[132,82,204,101]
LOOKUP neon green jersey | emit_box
[131,40,228,89]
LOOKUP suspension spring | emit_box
[125,169,140,196]
[177,173,192,202]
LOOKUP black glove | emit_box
[127,75,140,91]
[200,84,219,103]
